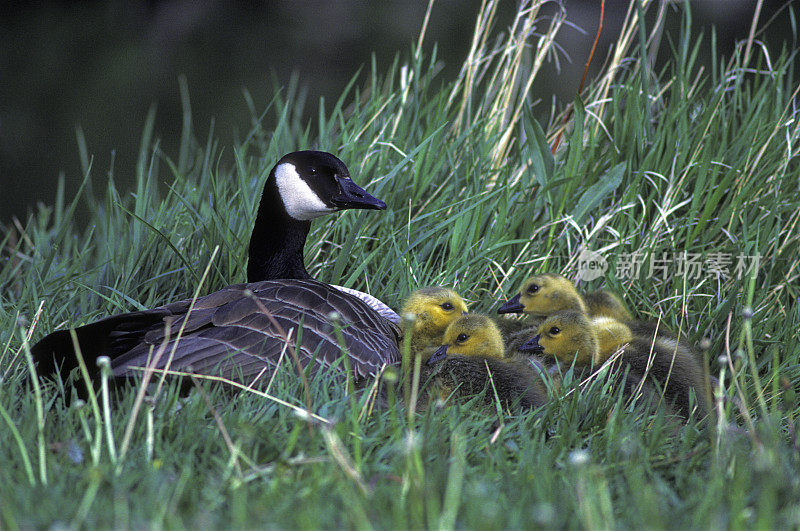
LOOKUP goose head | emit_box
[273,151,385,220]
[519,310,599,365]
[497,274,587,317]
[248,151,386,282]
[428,314,505,364]
[401,287,468,345]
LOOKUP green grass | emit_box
[2,0,800,527]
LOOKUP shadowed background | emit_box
[0,0,790,224]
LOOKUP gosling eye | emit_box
[440,302,455,311]
[548,326,561,336]
[455,333,469,343]
[527,284,540,294]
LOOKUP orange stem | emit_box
[551,0,605,154]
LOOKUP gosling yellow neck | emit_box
[591,316,633,364]
[531,311,598,365]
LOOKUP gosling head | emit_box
[401,287,468,341]
[498,273,587,317]
[519,310,598,366]
[428,314,505,365]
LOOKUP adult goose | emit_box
[32,151,401,386]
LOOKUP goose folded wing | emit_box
[111,279,400,383]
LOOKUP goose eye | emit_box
[308,167,317,175]
[455,333,469,343]
[441,302,454,311]
[527,284,540,294]
[548,326,560,335]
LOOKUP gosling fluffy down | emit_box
[422,315,547,410]
[523,311,710,418]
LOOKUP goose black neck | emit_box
[247,179,312,282]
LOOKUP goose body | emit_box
[331,284,401,325]
[32,151,398,386]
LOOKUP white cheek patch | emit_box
[275,163,334,220]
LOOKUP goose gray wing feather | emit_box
[111,279,400,383]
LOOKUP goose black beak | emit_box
[332,176,387,211]
[497,294,524,314]
[427,345,448,365]
[519,334,544,354]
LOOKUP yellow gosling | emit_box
[422,314,547,410]
[521,311,710,418]
[521,311,601,366]
[437,314,506,360]
[583,289,633,322]
[400,287,468,362]
[498,273,631,321]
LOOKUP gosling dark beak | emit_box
[427,345,448,365]
[497,294,524,314]
[519,334,544,354]
[332,176,387,211]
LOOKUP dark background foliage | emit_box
[0,0,790,223]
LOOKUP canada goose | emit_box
[32,151,400,386]
[498,273,632,321]
[422,314,547,410]
[521,311,710,417]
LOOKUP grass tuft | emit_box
[2,0,800,526]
